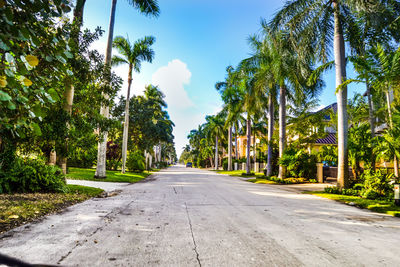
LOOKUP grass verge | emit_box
[215,170,265,178]
[66,167,151,183]
[0,184,104,234]
[247,178,280,184]
[307,192,400,217]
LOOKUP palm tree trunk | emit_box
[235,125,238,160]
[121,66,133,173]
[278,85,286,179]
[267,94,274,176]
[246,116,251,174]
[60,79,74,174]
[333,0,349,188]
[95,0,117,178]
[59,0,86,175]
[214,136,218,170]
[366,81,376,170]
[253,132,256,172]
[228,126,232,171]
[386,89,399,177]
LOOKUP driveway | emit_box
[1,165,399,266]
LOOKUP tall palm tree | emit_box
[270,0,362,187]
[205,114,225,170]
[95,0,159,178]
[216,66,244,171]
[112,35,155,173]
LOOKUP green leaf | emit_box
[45,55,53,62]
[31,36,41,47]
[0,90,11,101]
[67,69,73,76]
[48,88,59,101]
[31,123,42,136]
[7,101,16,110]
[0,39,9,51]
[5,53,15,64]
[56,55,66,64]
[4,69,14,77]
[64,51,73,59]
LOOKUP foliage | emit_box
[318,145,338,167]
[360,169,393,200]
[66,167,150,183]
[106,141,121,171]
[278,148,317,179]
[0,184,103,234]
[126,150,146,172]
[0,157,66,193]
[68,133,97,168]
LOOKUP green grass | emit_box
[66,167,151,183]
[215,170,265,178]
[0,184,104,233]
[308,192,400,217]
[247,178,279,184]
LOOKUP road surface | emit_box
[1,165,400,266]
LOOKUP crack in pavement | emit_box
[57,200,135,265]
[185,202,202,267]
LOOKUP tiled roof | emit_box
[313,103,337,120]
[315,133,337,145]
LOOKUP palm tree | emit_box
[205,114,225,170]
[112,36,155,173]
[216,66,244,171]
[95,0,159,178]
[270,1,361,187]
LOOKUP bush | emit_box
[222,158,228,171]
[360,169,393,200]
[68,146,97,168]
[126,151,146,172]
[0,157,66,193]
[279,148,317,179]
[155,162,168,169]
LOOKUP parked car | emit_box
[186,162,192,168]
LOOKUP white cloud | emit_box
[151,59,194,109]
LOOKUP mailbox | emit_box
[394,183,400,206]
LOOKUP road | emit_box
[1,165,400,266]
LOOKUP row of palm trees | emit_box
[186,0,400,188]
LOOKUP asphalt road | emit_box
[1,165,400,266]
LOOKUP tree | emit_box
[216,66,244,171]
[95,0,160,178]
[204,114,225,170]
[112,35,155,173]
[270,0,362,187]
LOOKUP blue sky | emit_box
[82,0,364,156]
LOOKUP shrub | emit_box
[0,157,66,193]
[222,158,228,171]
[279,148,317,179]
[126,151,146,172]
[155,162,168,169]
[360,169,393,200]
[68,146,97,168]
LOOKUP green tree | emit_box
[96,0,160,178]
[112,35,155,173]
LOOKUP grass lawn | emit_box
[247,178,279,184]
[0,184,104,234]
[307,192,400,217]
[215,170,265,178]
[66,167,151,183]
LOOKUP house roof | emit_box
[314,103,337,120]
[315,133,337,145]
